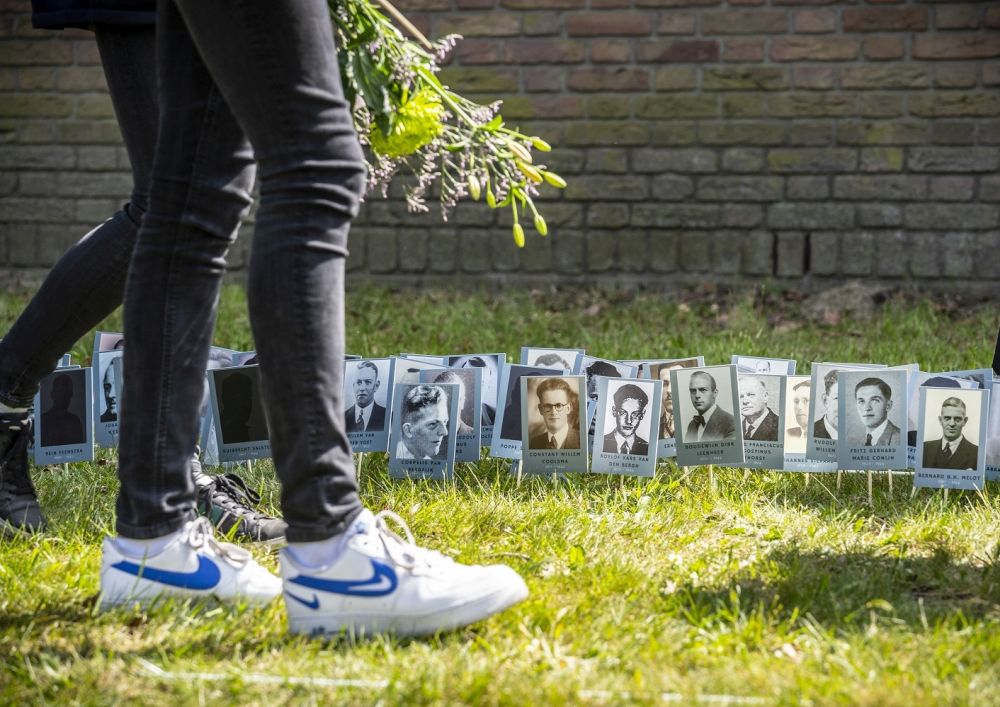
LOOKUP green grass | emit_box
[2,285,1000,704]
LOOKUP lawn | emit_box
[2,284,999,705]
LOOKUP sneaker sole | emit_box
[287,580,529,638]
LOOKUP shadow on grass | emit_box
[667,542,1000,632]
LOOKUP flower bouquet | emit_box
[329,0,565,247]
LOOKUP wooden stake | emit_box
[944,487,949,503]
[515,459,523,487]
[887,469,893,494]
[708,464,715,493]
[836,469,842,491]
[910,484,918,500]
[804,473,811,488]
[867,470,873,507]
[356,452,365,480]
[245,459,253,475]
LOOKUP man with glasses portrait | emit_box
[528,378,580,450]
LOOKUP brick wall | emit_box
[2,1,999,291]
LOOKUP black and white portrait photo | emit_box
[922,392,980,471]
[388,382,459,480]
[837,369,907,470]
[423,367,482,462]
[785,377,811,449]
[580,356,636,439]
[738,375,780,442]
[490,364,552,459]
[649,358,700,442]
[92,331,124,449]
[591,377,660,477]
[448,352,505,445]
[34,366,94,465]
[684,369,737,442]
[603,382,654,455]
[345,359,388,434]
[738,374,785,470]
[673,365,744,467]
[783,375,834,473]
[40,371,86,447]
[208,366,272,463]
[915,387,988,490]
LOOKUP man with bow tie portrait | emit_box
[686,370,736,442]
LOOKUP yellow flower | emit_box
[369,89,444,158]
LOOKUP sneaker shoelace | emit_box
[185,516,252,568]
[373,510,454,571]
[204,473,269,522]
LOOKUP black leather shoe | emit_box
[0,412,46,535]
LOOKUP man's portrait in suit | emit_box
[603,382,650,455]
[787,379,810,440]
[40,371,85,447]
[528,377,580,450]
[345,360,387,433]
[653,363,686,440]
[99,358,120,423]
[738,375,779,442]
[782,377,810,454]
[922,395,978,470]
[813,370,839,441]
[854,377,900,447]
[431,369,474,437]
[686,370,736,442]
[451,354,499,426]
[394,385,449,461]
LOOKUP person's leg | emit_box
[113,0,258,541]
[169,0,366,542]
[99,1,281,608]
[164,0,526,635]
[0,28,156,411]
[0,27,157,534]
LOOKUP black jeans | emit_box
[115,0,367,541]
[0,28,157,409]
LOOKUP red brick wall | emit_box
[2,1,999,289]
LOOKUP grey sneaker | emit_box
[0,412,46,534]
[195,469,286,543]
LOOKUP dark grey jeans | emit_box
[0,28,157,409]
[115,0,367,542]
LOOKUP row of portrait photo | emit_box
[24,337,999,492]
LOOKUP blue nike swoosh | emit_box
[285,590,320,610]
[112,554,221,590]
[288,558,398,597]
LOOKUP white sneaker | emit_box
[281,509,529,638]
[99,517,281,610]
